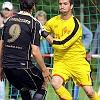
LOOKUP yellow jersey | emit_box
[44,15,86,61]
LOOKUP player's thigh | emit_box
[3,67,44,90]
[73,70,92,86]
[27,67,44,89]
[18,67,44,90]
[52,61,71,84]
[3,67,23,90]
[71,59,92,86]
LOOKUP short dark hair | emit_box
[69,0,74,5]
[19,0,36,12]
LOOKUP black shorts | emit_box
[3,66,44,91]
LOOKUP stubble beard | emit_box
[60,11,68,16]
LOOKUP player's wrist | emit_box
[42,68,47,72]
[41,31,49,38]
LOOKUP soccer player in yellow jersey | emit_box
[41,0,100,100]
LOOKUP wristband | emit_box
[41,31,49,38]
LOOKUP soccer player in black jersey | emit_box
[0,0,51,100]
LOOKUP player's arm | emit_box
[0,28,3,67]
[31,45,48,71]
[0,40,3,68]
[0,28,5,81]
[31,21,51,81]
[42,17,82,50]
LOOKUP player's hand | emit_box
[0,67,5,81]
[86,54,92,61]
[42,68,51,83]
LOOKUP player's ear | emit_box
[32,5,36,11]
[71,4,73,9]
[30,6,35,14]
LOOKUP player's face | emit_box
[2,8,12,18]
[59,0,72,15]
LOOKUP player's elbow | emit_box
[31,45,40,57]
[32,51,37,57]
[32,50,39,57]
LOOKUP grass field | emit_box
[5,72,99,100]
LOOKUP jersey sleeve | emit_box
[31,21,40,46]
[52,17,82,50]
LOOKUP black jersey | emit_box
[1,11,41,68]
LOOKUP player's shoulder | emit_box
[72,16,81,26]
[49,15,60,21]
[14,11,38,23]
[73,16,80,23]
[12,13,31,19]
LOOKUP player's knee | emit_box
[51,80,58,89]
[51,78,62,90]
[85,89,95,98]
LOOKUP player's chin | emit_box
[60,10,67,14]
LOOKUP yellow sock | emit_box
[55,85,72,100]
[89,91,100,100]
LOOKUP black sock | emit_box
[33,89,47,100]
[20,90,32,100]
